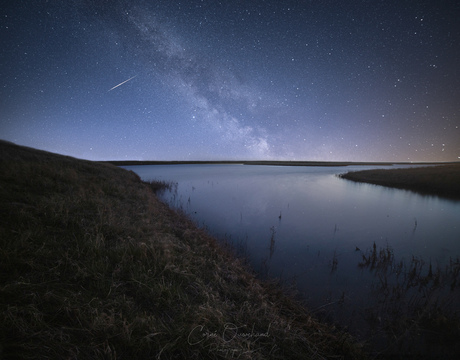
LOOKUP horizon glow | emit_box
[1,1,459,162]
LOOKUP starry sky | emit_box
[1,0,459,162]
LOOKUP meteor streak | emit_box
[108,75,137,91]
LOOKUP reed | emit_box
[146,179,177,194]
[357,242,460,357]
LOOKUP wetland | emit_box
[125,162,460,358]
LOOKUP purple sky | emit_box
[1,0,459,161]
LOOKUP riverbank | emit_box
[339,164,460,200]
[0,140,365,359]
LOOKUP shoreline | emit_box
[339,164,460,200]
[0,141,366,359]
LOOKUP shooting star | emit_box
[108,75,137,92]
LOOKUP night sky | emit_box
[2,1,459,161]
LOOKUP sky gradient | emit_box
[1,0,459,161]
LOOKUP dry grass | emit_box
[339,164,460,200]
[0,140,366,359]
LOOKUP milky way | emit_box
[1,0,459,161]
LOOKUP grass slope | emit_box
[340,164,460,200]
[0,141,365,359]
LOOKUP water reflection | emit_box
[125,163,460,269]
[124,164,460,355]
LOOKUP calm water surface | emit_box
[124,164,460,347]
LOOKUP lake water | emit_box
[123,164,460,352]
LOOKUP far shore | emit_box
[106,159,458,167]
[339,164,460,200]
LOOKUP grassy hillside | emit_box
[0,141,365,359]
[340,164,460,200]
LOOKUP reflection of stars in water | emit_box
[0,1,459,161]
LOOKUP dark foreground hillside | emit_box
[0,141,365,359]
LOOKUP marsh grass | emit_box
[330,249,339,273]
[339,164,460,200]
[147,179,178,195]
[357,242,460,358]
[0,141,365,359]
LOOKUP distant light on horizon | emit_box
[1,1,459,162]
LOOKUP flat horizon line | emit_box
[104,159,460,167]
[3,140,458,167]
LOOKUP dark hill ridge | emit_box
[0,140,365,359]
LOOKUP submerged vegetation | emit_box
[146,179,178,195]
[356,242,460,358]
[0,141,365,359]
